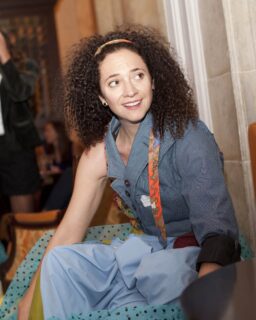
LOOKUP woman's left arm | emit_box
[0,58,38,101]
[175,121,241,277]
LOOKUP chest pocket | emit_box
[135,194,156,226]
[134,169,156,226]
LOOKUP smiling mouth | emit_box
[123,100,142,108]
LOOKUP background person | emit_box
[39,120,72,178]
[0,31,41,213]
[37,120,72,209]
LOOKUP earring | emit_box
[152,80,155,91]
[102,101,108,107]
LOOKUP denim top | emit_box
[104,112,239,245]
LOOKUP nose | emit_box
[123,79,137,97]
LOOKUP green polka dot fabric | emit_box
[0,231,53,320]
[0,223,253,320]
[239,234,254,260]
[47,304,184,320]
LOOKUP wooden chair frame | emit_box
[0,210,64,292]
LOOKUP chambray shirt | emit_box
[105,112,239,246]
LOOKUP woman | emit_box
[19,25,240,319]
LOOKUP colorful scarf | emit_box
[115,130,167,245]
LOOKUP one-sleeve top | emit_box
[105,112,240,268]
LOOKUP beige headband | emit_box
[94,39,133,56]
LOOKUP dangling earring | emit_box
[152,80,155,91]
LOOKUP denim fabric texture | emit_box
[105,112,239,245]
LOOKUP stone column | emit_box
[163,0,256,248]
[222,0,256,248]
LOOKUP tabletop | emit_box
[181,258,256,320]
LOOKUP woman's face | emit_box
[44,123,58,144]
[99,48,154,126]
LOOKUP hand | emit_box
[0,32,11,64]
[198,262,221,278]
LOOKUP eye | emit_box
[108,80,119,88]
[134,72,145,80]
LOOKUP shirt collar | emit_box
[105,112,153,179]
[105,112,176,180]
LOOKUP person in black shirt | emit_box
[0,31,41,212]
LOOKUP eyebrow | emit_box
[104,68,146,82]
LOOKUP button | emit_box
[125,190,130,197]
[137,217,143,227]
[124,179,130,187]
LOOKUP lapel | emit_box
[125,113,152,185]
[105,113,151,182]
[105,116,125,180]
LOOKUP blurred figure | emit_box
[43,128,84,210]
[39,120,72,180]
[38,120,72,209]
[0,31,41,213]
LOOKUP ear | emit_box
[99,95,108,107]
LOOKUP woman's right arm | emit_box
[18,141,108,319]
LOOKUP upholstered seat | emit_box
[0,210,64,292]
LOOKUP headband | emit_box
[94,39,133,56]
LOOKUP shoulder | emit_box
[177,120,217,151]
[162,120,214,149]
[175,120,222,175]
[77,141,107,180]
[184,120,212,138]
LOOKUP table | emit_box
[181,258,256,320]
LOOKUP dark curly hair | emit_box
[64,25,198,149]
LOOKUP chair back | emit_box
[0,210,64,291]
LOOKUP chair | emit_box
[0,210,64,292]
[0,180,129,294]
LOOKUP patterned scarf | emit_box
[115,130,167,245]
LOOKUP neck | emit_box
[118,121,140,145]
[115,121,140,166]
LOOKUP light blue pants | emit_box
[41,234,200,319]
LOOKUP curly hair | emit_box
[64,25,198,149]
